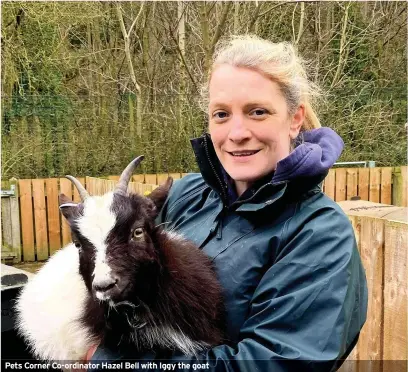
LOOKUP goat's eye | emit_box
[132,228,144,240]
[74,241,81,249]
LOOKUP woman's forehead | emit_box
[208,65,284,107]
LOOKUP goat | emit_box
[15,156,224,362]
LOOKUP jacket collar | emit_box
[190,134,288,208]
[190,127,343,208]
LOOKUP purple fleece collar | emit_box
[272,127,344,184]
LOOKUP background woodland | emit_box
[1,1,407,178]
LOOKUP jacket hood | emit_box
[191,127,344,204]
[273,127,344,183]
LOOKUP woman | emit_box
[88,35,368,371]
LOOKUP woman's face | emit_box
[208,64,304,195]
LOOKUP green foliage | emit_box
[1,1,406,179]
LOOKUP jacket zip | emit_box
[203,135,228,240]
[203,134,228,204]
[231,180,288,208]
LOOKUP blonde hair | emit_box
[201,35,321,130]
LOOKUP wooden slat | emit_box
[32,179,48,260]
[133,175,145,183]
[393,166,408,207]
[1,187,13,253]
[380,167,392,205]
[73,177,85,203]
[324,169,335,200]
[346,168,358,200]
[335,168,347,202]
[369,168,381,203]
[9,179,22,262]
[86,177,94,195]
[383,221,407,361]
[358,217,384,363]
[358,168,369,201]
[145,174,157,185]
[59,178,72,246]
[46,178,61,256]
[402,166,408,207]
[19,179,35,261]
[342,215,360,372]
[157,173,169,185]
[108,175,120,181]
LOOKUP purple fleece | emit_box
[272,127,344,184]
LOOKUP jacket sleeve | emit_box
[91,205,368,372]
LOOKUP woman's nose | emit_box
[228,117,251,142]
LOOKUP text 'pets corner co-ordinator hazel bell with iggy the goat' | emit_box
[86,35,368,372]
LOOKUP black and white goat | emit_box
[16,156,224,362]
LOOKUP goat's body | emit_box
[16,230,224,361]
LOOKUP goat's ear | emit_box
[59,194,82,225]
[147,177,173,214]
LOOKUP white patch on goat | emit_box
[142,325,207,356]
[165,230,185,243]
[78,193,116,281]
[15,244,97,361]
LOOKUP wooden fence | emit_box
[337,200,407,371]
[1,166,407,264]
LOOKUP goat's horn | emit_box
[115,155,145,196]
[65,175,89,201]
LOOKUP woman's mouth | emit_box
[228,150,260,157]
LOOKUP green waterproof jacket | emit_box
[92,129,368,371]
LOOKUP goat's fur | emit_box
[15,169,224,362]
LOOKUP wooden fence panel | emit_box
[358,168,369,201]
[392,166,408,207]
[346,168,358,200]
[145,174,157,185]
[380,167,392,205]
[9,179,22,262]
[336,168,347,202]
[369,168,381,203]
[46,178,61,256]
[383,221,407,361]
[32,179,48,261]
[19,179,35,262]
[157,173,169,185]
[345,215,361,371]
[358,218,384,363]
[1,181,13,258]
[59,178,72,246]
[324,169,335,200]
[132,175,145,183]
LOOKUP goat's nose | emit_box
[93,277,118,292]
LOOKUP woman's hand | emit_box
[85,344,99,362]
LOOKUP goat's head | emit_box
[58,156,173,303]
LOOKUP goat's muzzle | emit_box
[92,275,120,301]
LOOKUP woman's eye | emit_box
[250,108,268,117]
[213,111,229,120]
[133,228,144,240]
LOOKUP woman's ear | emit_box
[289,104,305,139]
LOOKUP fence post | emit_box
[9,178,22,262]
[393,167,402,206]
